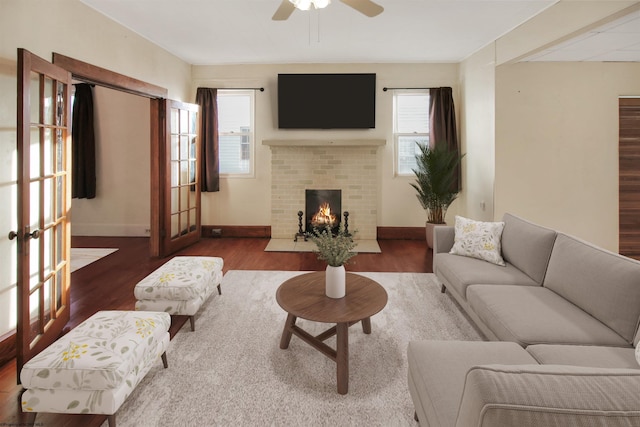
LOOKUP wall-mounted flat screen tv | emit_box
[278,73,376,129]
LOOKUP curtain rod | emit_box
[382,87,430,91]
[222,87,264,91]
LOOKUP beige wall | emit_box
[71,87,151,236]
[192,62,462,229]
[495,61,640,251]
[459,43,497,222]
[0,0,192,100]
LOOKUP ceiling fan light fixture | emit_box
[313,0,331,8]
[288,0,330,11]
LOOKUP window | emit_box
[217,90,254,175]
[393,91,430,176]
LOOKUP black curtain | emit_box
[72,84,96,199]
[195,88,220,192]
[430,87,461,190]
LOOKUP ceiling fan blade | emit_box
[272,0,296,20]
[340,0,384,17]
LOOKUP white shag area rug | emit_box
[105,270,482,427]
[70,248,118,273]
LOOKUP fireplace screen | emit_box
[305,189,341,234]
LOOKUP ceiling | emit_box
[521,8,640,62]
[80,0,640,65]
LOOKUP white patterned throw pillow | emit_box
[450,215,506,266]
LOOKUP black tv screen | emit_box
[278,73,376,129]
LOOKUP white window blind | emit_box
[218,90,254,175]
[393,91,430,176]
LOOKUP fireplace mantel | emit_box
[263,139,385,147]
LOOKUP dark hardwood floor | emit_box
[0,236,432,426]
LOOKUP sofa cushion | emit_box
[543,233,640,344]
[500,213,557,284]
[527,344,638,369]
[450,216,506,266]
[467,285,630,347]
[407,340,536,427]
[436,253,539,301]
[456,364,640,427]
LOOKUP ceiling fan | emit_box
[272,0,384,21]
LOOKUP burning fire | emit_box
[311,202,337,227]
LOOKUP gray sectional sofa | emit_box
[408,213,640,426]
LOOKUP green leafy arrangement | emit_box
[308,225,357,267]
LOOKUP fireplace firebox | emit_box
[305,189,341,234]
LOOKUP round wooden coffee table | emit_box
[276,271,388,394]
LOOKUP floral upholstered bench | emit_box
[20,310,171,427]
[134,256,224,331]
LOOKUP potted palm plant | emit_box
[410,141,465,248]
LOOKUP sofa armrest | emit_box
[456,364,640,427]
[433,226,455,254]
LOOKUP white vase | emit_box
[325,265,346,299]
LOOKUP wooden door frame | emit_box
[15,49,74,375]
[159,100,202,255]
[52,53,168,257]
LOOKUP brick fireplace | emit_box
[264,139,385,240]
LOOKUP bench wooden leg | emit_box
[414,411,419,422]
[108,414,117,427]
[20,411,37,425]
[161,352,168,368]
[441,284,446,293]
[189,316,196,331]
[217,284,222,295]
